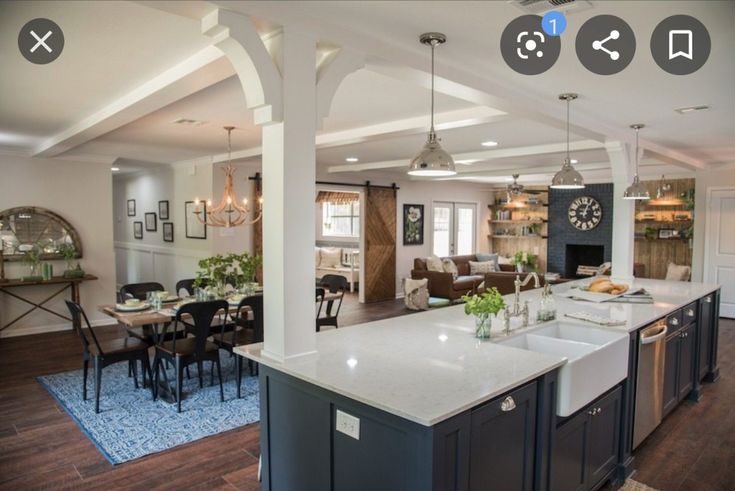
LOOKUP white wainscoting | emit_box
[114,242,209,293]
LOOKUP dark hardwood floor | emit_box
[0,297,732,490]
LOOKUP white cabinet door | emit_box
[705,189,735,318]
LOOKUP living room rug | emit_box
[37,352,260,464]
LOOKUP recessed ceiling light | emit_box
[345,157,359,163]
[674,105,709,114]
[570,159,579,164]
[111,167,120,172]
[455,159,479,165]
[481,140,499,147]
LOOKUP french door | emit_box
[432,202,476,257]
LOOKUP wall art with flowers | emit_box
[403,204,424,245]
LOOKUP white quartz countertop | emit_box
[236,278,719,427]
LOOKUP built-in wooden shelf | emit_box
[635,219,692,224]
[488,203,548,209]
[489,219,547,224]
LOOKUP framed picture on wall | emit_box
[145,212,157,232]
[127,199,136,217]
[403,204,424,245]
[133,221,143,239]
[163,222,174,242]
[185,201,207,239]
[158,200,170,220]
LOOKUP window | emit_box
[322,201,360,237]
[432,202,476,256]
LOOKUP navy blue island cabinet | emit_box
[257,366,559,491]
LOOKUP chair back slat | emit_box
[175,278,209,298]
[175,300,229,358]
[120,282,165,301]
[65,301,104,355]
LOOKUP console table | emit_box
[0,275,98,333]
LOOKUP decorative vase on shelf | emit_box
[516,263,525,273]
[474,314,491,339]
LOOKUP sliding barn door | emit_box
[364,187,396,302]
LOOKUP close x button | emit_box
[18,18,65,65]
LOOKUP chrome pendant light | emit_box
[551,93,585,189]
[655,174,672,199]
[623,124,650,200]
[408,32,456,177]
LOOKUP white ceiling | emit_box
[1,0,732,185]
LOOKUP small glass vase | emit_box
[28,262,40,278]
[516,263,525,273]
[475,314,491,339]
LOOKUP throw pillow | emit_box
[315,247,322,268]
[469,260,496,275]
[665,263,691,281]
[476,252,499,271]
[320,247,342,268]
[442,258,459,276]
[404,278,429,311]
[426,255,444,272]
[498,255,512,265]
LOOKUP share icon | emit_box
[592,30,620,60]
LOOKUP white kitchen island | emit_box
[236,278,721,491]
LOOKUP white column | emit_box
[261,28,318,361]
[607,141,635,280]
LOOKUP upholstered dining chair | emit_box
[317,274,348,330]
[152,300,228,412]
[65,301,153,413]
[211,295,264,398]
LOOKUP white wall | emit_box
[0,155,117,337]
[692,166,735,282]
[112,161,261,292]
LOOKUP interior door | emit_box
[432,202,477,257]
[705,189,735,318]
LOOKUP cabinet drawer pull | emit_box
[705,296,712,303]
[670,317,679,326]
[588,409,595,416]
[597,407,602,414]
[686,309,695,317]
[501,396,516,412]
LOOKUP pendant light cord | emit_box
[566,97,570,161]
[635,126,639,175]
[430,41,436,134]
[227,128,232,164]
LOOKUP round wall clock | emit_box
[568,196,602,230]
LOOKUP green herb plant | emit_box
[462,287,506,318]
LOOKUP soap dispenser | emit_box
[537,284,557,322]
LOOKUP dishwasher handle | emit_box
[640,323,668,345]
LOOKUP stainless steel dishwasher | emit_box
[633,320,669,449]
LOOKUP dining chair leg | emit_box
[94,356,102,414]
[175,357,183,413]
[128,360,133,378]
[82,358,89,401]
[142,354,154,399]
[132,358,139,389]
[236,355,243,399]
[197,360,204,389]
[153,356,161,400]
[216,357,224,402]
[210,361,215,386]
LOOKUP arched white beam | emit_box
[202,9,282,124]
[316,47,365,128]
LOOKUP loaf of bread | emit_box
[587,277,628,295]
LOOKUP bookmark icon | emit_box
[668,30,693,60]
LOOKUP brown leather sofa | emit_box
[411,254,545,300]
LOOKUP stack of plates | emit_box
[115,302,150,312]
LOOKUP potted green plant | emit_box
[21,244,42,281]
[462,287,506,339]
[233,252,262,293]
[510,250,537,273]
[194,254,231,297]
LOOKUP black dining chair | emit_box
[65,301,153,413]
[315,287,326,332]
[175,278,209,298]
[152,300,228,413]
[211,295,264,398]
[317,275,348,330]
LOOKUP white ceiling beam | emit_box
[328,139,604,173]
[33,46,235,158]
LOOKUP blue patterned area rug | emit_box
[37,352,260,465]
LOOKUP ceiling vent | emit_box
[674,105,710,114]
[172,117,207,126]
[510,0,592,14]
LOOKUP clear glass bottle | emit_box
[537,284,556,322]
